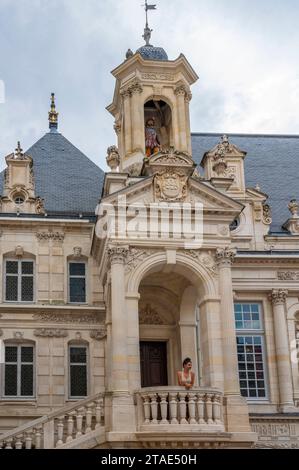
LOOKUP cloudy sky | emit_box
[0,0,298,171]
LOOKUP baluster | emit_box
[66,413,75,443]
[149,393,158,424]
[25,432,33,449]
[76,408,84,438]
[15,435,23,449]
[205,394,213,424]
[188,392,197,424]
[142,394,151,425]
[34,427,42,449]
[169,393,178,424]
[197,393,206,424]
[56,416,65,447]
[178,392,188,424]
[85,404,93,433]
[5,438,13,449]
[212,395,222,424]
[159,393,169,424]
[95,399,103,428]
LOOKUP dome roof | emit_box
[136,44,168,61]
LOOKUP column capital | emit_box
[185,91,192,103]
[268,289,288,306]
[214,247,236,266]
[120,87,131,98]
[129,79,143,95]
[107,245,129,265]
[120,79,143,98]
[175,83,189,97]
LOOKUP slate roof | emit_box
[0,130,297,232]
[0,132,105,215]
[191,133,299,233]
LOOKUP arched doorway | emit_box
[138,270,200,388]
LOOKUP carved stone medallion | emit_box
[154,170,188,202]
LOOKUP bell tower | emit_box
[106,3,198,175]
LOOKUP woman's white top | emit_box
[180,369,192,384]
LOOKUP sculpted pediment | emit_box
[102,172,243,215]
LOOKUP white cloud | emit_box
[0,0,299,172]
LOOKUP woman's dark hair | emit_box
[183,357,192,367]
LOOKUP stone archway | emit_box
[125,249,221,391]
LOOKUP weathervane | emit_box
[142,0,157,46]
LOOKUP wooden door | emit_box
[140,341,168,388]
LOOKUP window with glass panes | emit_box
[69,262,86,303]
[234,303,267,399]
[69,346,88,398]
[4,345,34,398]
[5,260,34,302]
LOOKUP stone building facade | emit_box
[0,39,299,449]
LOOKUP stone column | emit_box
[126,292,141,390]
[107,245,136,432]
[175,84,188,152]
[215,247,252,434]
[269,289,294,411]
[108,245,129,391]
[215,247,240,395]
[130,80,144,153]
[121,89,132,156]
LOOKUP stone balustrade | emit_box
[135,387,224,431]
[0,393,104,449]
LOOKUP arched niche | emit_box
[144,99,173,156]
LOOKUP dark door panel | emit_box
[140,341,168,387]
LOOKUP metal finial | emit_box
[142,1,157,46]
[15,141,24,159]
[48,92,59,131]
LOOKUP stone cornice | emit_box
[0,304,105,314]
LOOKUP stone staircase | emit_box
[0,393,105,449]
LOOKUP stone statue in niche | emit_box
[144,100,172,156]
[145,117,160,157]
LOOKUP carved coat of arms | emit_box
[154,170,188,201]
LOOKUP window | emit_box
[235,303,267,399]
[3,344,35,398]
[5,260,34,302]
[69,262,86,303]
[69,345,88,398]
